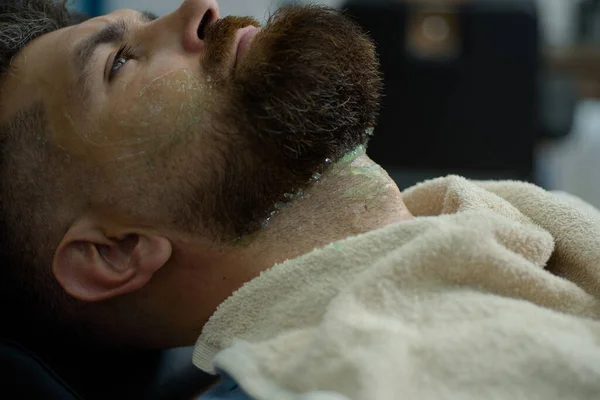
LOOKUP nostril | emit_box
[197,10,213,40]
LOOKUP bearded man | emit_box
[2,1,600,399]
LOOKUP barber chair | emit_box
[0,336,213,399]
[342,0,541,187]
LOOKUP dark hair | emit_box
[0,0,74,340]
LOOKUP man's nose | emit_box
[175,0,220,53]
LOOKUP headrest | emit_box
[0,337,215,400]
[0,338,83,399]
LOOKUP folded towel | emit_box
[193,176,600,400]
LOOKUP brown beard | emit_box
[174,6,383,240]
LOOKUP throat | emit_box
[242,150,414,266]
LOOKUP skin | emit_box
[2,7,217,161]
[0,0,413,348]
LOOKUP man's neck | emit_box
[154,148,414,346]
[238,148,414,270]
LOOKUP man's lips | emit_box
[235,26,261,64]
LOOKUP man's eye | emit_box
[109,45,134,80]
[111,57,128,74]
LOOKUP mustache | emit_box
[202,16,262,74]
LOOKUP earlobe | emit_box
[53,217,172,302]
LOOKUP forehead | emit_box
[0,9,137,122]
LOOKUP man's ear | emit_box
[53,216,172,302]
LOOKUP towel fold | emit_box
[193,176,600,400]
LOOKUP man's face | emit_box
[2,0,382,239]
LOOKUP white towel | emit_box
[193,176,600,400]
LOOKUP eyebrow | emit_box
[72,11,157,104]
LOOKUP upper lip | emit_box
[234,26,260,67]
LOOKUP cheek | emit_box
[103,69,212,144]
[50,69,218,165]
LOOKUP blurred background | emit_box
[72,0,600,208]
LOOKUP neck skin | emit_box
[240,148,414,269]
[145,149,414,347]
